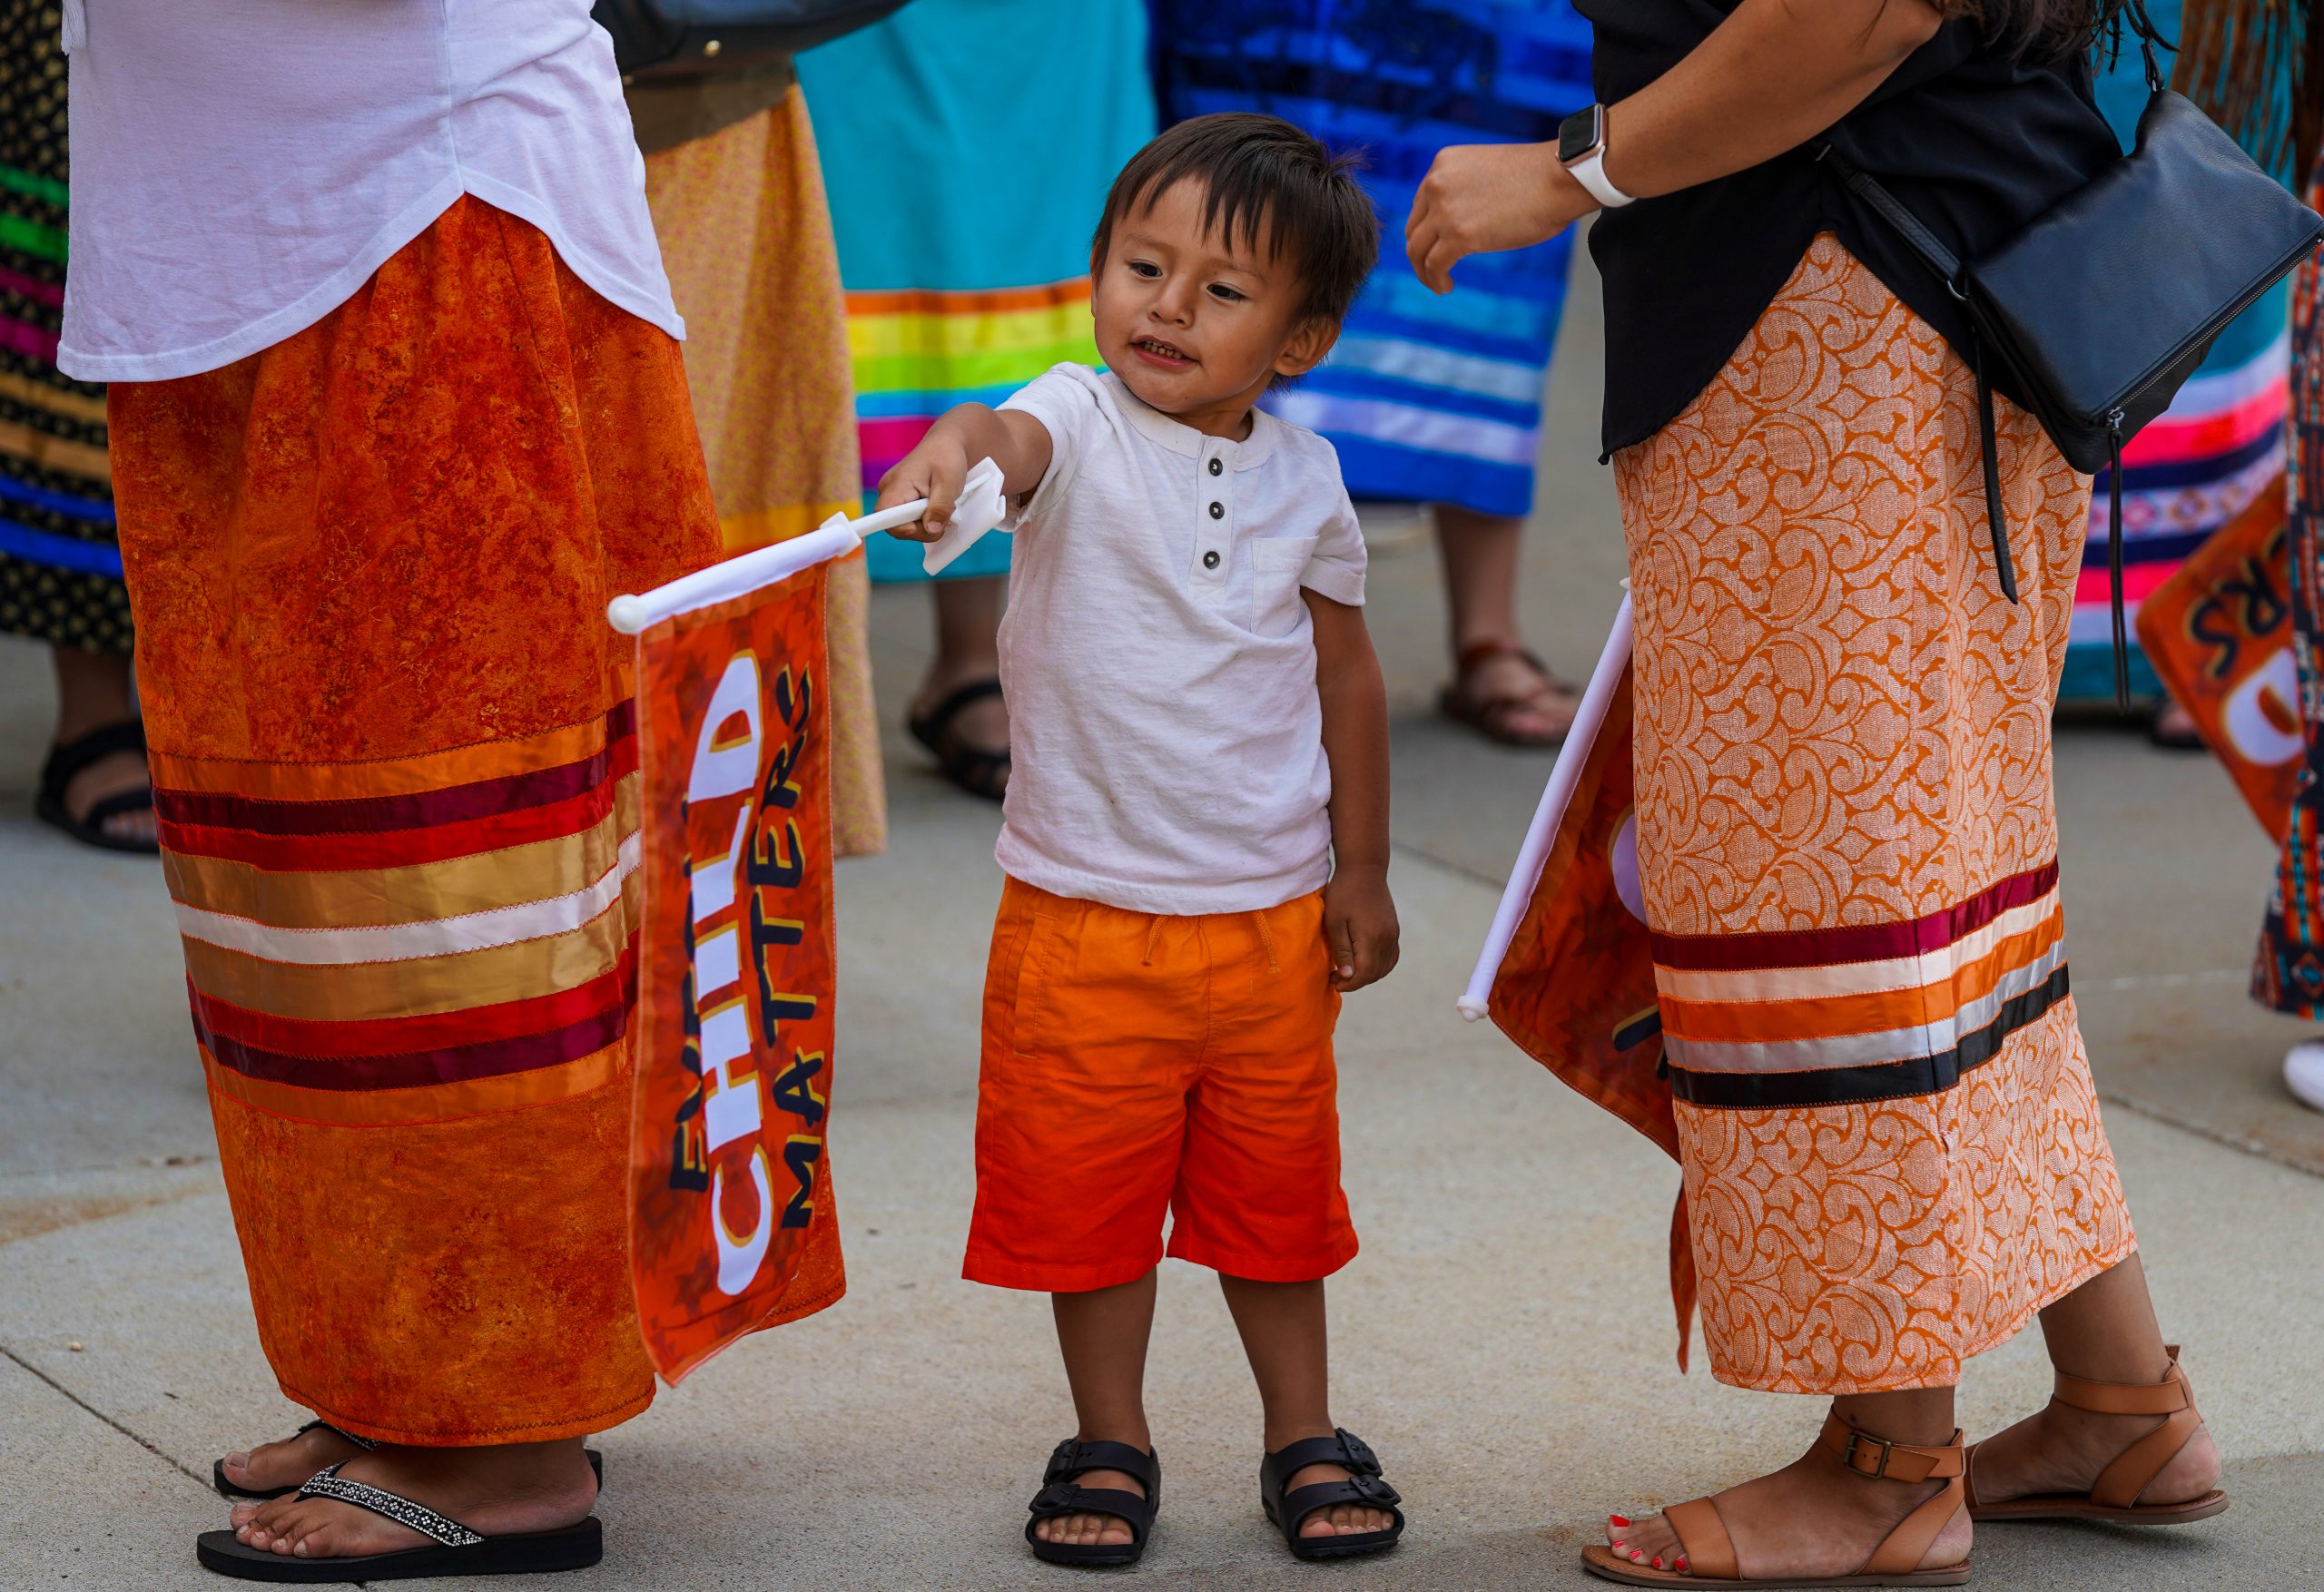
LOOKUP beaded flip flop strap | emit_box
[296,1461,485,1548]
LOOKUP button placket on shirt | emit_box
[1192,442,1234,599]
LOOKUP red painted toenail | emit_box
[1652,1558,1664,1569]
[1677,1559,1689,1574]
[1610,1514,1631,1527]
[1612,1540,1626,1551]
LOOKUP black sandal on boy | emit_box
[907,679,1010,801]
[213,1422,603,1502]
[194,1460,602,1582]
[1259,1428,1405,1561]
[35,719,159,854]
[1023,1438,1159,1567]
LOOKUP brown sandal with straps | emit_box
[1965,1344,2228,1525]
[1438,637,1578,747]
[1581,1411,1971,1587]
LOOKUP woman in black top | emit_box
[1410,4,2225,1587]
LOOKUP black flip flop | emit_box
[1024,1437,1159,1567]
[907,679,1009,801]
[1259,1428,1404,1560]
[213,1421,603,1502]
[35,719,159,854]
[194,1460,600,1582]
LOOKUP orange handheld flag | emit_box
[2133,472,2299,840]
[615,529,852,1383]
[1458,595,1696,1367]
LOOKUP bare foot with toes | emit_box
[215,1425,368,1497]
[1279,1458,1396,1538]
[1600,1443,1969,1582]
[1967,1393,2221,1510]
[1030,1463,1145,1550]
[228,1440,596,1561]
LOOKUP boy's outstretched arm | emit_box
[1307,590,1398,992]
[872,403,1054,542]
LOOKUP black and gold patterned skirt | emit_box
[0,0,123,655]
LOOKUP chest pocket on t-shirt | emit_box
[1248,536,1317,638]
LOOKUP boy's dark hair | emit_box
[1091,112,1380,329]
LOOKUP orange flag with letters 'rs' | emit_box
[2134,472,2299,842]
[628,557,841,1384]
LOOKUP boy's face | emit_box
[1092,178,1338,437]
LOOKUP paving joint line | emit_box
[0,1342,209,1489]
[2095,1087,2324,1183]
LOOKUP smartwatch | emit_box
[1557,104,1636,210]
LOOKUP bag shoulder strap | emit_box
[1808,142,1965,286]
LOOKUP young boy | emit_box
[876,113,1403,1567]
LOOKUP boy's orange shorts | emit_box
[963,876,1357,1292]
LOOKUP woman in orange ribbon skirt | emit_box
[1619,236,2136,1403]
[111,196,721,1569]
[67,3,847,1576]
[1410,2,2228,1586]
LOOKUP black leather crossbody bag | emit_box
[595,0,909,82]
[1815,17,2323,707]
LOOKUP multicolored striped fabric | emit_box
[798,0,1153,585]
[2064,305,2290,701]
[1656,860,2071,1109]
[844,278,1099,496]
[2255,175,2324,1017]
[1151,0,1593,518]
[160,703,642,1125]
[0,0,125,653]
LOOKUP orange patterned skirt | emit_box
[107,198,728,1443]
[1613,236,2137,1395]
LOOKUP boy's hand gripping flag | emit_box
[608,466,1006,1382]
[1455,595,1699,1370]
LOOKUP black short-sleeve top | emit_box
[1578,2,2124,456]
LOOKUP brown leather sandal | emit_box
[1437,637,1577,748]
[1581,1411,1971,1587]
[1965,1344,2228,1525]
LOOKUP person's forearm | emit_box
[1319,656,1390,875]
[924,403,1050,499]
[1601,0,1944,201]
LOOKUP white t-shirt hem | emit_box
[59,175,684,384]
[462,172,688,342]
[996,840,1332,918]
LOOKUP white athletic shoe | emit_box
[2286,1042,2324,1113]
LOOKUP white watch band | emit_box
[1566,147,1635,210]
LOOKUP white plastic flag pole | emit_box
[607,457,1008,635]
[1454,591,1634,1021]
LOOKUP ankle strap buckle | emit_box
[1841,1432,1896,1479]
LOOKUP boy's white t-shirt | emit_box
[994,363,1367,916]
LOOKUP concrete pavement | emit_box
[5,251,2321,1590]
